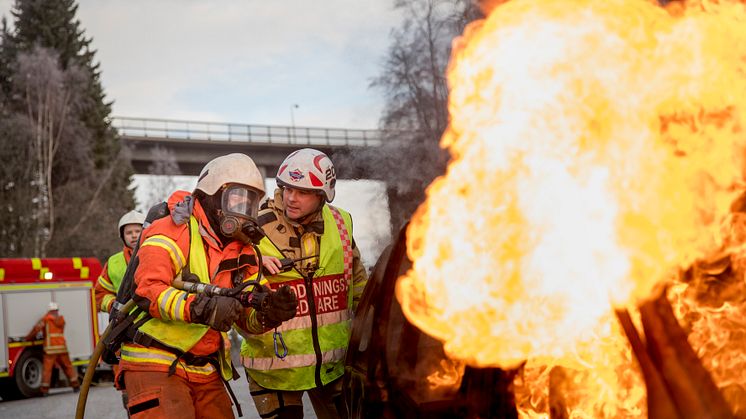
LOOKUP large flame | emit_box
[396,0,746,416]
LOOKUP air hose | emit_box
[75,299,137,419]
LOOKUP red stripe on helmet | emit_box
[313,154,325,172]
[309,172,323,187]
[277,164,288,176]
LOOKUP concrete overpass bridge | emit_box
[113,116,383,177]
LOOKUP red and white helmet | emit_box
[276,148,336,202]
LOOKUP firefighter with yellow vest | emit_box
[95,210,145,313]
[242,148,369,419]
[94,209,144,415]
[117,153,298,418]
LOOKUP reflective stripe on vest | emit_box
[242,205,354,391]
[134,216,234,380]
[44,317,67,354]
[107,251,127,291]
[120,345,218,377]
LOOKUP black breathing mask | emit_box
[218,185,265,244]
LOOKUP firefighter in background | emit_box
[118,153,298,418]
[25,301,80,396]
[95,210,145,313]
[94,209,144,415]
[242,148,368,419]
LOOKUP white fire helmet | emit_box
[48,301,58,311]
[276,148,336,202]
[195,153,266,217]
[118,210,145,238]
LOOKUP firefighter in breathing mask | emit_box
[241,148,368,419]
[116,153,298,418]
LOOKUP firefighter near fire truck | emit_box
[24,301,81,396]
[75,153,299,419]
[241,148,369,419]
[0,258,102,400]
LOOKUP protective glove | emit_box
[189,294,243,332]
[256,285,298,329]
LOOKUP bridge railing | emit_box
[111,116,382,147]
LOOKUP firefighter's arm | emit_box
[94,261,117,313]
[24,319,44,341]
[237,284,298,334]
[134,234,195,323]
[351,238,368,312]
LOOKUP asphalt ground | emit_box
[0,368,317,418]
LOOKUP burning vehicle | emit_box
[347,0,746,418]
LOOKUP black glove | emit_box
[189,295,243,332]
[256,285,298,329]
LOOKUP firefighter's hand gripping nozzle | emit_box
[250,284,298,329]
[261,254,317,276]
[242,283,297,360]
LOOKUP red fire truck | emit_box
[0,258,102,399]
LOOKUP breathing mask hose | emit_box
[252,242,264,284]
[76,299,137,419]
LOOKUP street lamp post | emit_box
[290,104,299,143]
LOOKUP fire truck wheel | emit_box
[15,348,43,398]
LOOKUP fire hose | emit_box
[75,277,268,419]
[75,252,315,418]
[75,204,281,418]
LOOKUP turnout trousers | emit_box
[247,373,346,419]
[41,352,79,394]
[124,371,234,419]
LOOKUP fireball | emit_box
[396,0,746,416]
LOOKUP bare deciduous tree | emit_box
[139,146,182,212]
[15,46,88,256]
[334,0,482,235]
[0,0,136,260]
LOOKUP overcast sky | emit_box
[0,0,400,265]
[0,0,403,128]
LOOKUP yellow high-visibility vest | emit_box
[241,205,354,391]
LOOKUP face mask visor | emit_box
[221,184,261,220]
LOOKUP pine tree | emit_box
[0,17,17,99]
[0,0,135,259]
[11,0,126,170]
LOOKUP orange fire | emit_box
[396,0,746,417]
